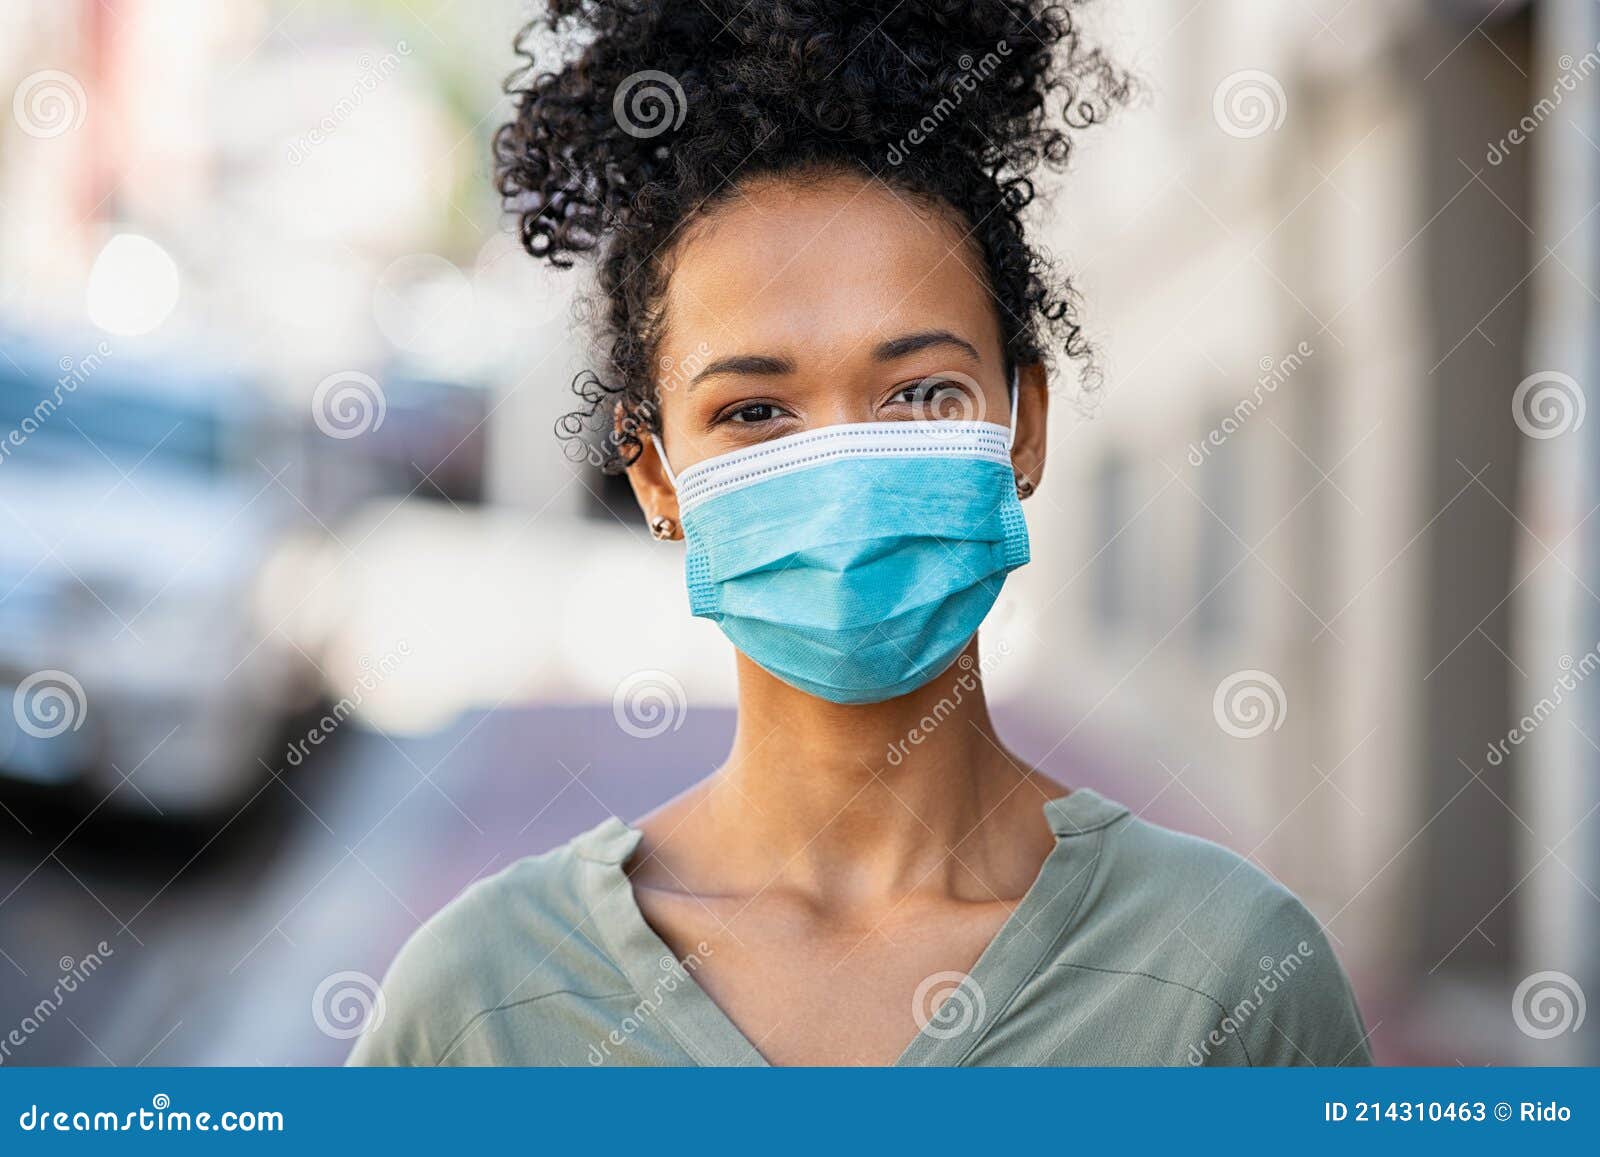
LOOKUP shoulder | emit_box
[1103,808,1310,932]
[1064,797,1371,1065]
[346,823,627,1066]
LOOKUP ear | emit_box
[619,402,682,538]
[1010,362,1049,497]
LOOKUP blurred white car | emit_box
[0,334,325,818]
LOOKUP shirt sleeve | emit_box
[1231,891,1372,1066]
[344,924,473,1067]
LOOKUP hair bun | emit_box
[499,0,1124,255]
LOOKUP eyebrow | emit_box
[688,353,795,390]
[871,329,982,364]
[684,329,981,391]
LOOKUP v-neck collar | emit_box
[573,789,1129,1067]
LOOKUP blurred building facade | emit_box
[1007,0,1600,1063]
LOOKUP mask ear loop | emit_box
[1007,365,1020,451]
[651,432,678,490]
[1006,365,1035,500]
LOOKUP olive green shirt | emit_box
[348,789,1371,1066]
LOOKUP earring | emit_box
[1015,475,1035,499]
[649,515,678,541]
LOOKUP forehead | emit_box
[657,172,1002,366]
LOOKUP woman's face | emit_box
[628,170,1050,516]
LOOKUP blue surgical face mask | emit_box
[653,384,1029,705]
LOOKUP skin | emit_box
[621,170,1065,1066]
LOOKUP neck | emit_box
[699,636,1050,903]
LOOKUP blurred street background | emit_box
[1,0,1597,1066]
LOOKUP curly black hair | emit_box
[493,0,1130,472]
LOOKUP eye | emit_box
[891,377,976,420]
[720,401,785,424]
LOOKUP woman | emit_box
[351,0,1370,1067]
